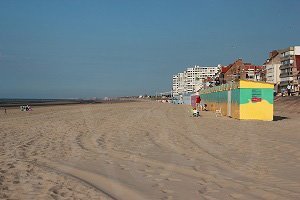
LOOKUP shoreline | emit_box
[0,99,138,108]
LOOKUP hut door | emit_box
[227,90,232,117]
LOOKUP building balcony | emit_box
[280,72,293,78]
[282,54,291,58]
[279,65,293,70]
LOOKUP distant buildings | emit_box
[264,50,281,91]
[279,46,300,90]
[172,65,220,95]
[265,50,281,83]
[201,59,263,89]
[223,59,263,82]
[171,45,300,96]
[262,46,300,93]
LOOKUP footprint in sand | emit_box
[137,169,145,173]
[159,172,170,176]
[161,196,173,200]
[166,177,181,182]
[187,157,195,161]
[198,185,207,194]
[1,185,8,191]
[119,164,130,171]
[0,193,8,199]
[144,169,154,173]
[7,163,15,169]
[50,193,59,200]
[49,185,61,195]
[105,160,113,164]
[230,193,244,199]
[144,174,153,178]
[161,189,174,194]
[152,182,164,188]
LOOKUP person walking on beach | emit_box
[196,95,201,110]
[287,83,292,96]
[281,88,285,97]
[4,108,7,114]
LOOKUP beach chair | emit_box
[215,108,222,117]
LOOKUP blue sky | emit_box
[0,0,300,98]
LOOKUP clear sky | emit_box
[1,0,300,98]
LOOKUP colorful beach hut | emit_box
[199,80,274,121]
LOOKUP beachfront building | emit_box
[202,64,227,88]
[172,75,179,96]
[264,50,281,92]
[172,72,186,96]
[279,46,300,92]
[224,59,263,83]
[172,65,220,95]
[219,66,230,84]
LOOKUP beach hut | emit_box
[199,80,274,121]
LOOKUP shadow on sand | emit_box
[273,115,289,121]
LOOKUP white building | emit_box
[172,65,220,96]
[279,46,300,89]
[264,50,281,91]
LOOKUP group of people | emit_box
[20,105,32,111]
[192,95,208,117]
[281,83,295,97]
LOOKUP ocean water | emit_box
[0,98,126,107]
[0,98,82,107]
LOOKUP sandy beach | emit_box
[0,100,300,199]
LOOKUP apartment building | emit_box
[279,46,300,90]
[172,65,219,95]
[264,50,281,91]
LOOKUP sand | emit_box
[0,101,300,199]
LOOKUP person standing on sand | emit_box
[287,83,292,96]
[281,88,285,97]
[196,95,201,110]
[4,108,7,114]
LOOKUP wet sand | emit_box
[0,101,300,199]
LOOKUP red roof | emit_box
[221,66,230,73]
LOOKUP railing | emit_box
[280,72,293,78]
[279,65,292,70]
[199,81,239,94]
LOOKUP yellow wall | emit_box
[231,103,240,119]
[239,80,274,89]
[239,100,273,121]
[203,101,241,119]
